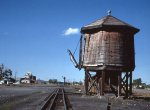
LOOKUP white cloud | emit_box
[63,27,79,36]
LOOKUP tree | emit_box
[0,64,4,79]
[53,79,58,84]
[133,78,142,86]
[4,69,12,78]
[0,64,12,79]
[49,79,58,84]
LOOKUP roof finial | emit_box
[107,10,111,15]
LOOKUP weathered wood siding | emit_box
[82,30,135,71]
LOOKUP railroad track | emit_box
[41,88,72,110]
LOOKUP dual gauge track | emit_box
[41,88,73,110]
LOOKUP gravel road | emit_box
[0,85,55,110]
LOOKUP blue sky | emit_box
[0,0,150,83]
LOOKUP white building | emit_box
[20,72,36,84]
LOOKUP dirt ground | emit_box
[0,85,150,110]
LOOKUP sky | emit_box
[0,0,150,83]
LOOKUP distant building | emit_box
[20,72,36,84]
[0,78,15,84]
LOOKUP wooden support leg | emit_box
[117,72,121,97]
[125,72,129,98]
[96,72,101,96]
[84,70,88,95]
[129,71,132,95]
[99,77,102,96]
[100,71,105,96]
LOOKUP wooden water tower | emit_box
[68,11,139,97]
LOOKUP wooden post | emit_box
[96,72,100,96]
[129,71,132,95]
[125,72,129,98]
[84,69,88,95]
[99,77,102,96]
[100,71,105,96]
[79,34,83,69]
[117,72,121,97]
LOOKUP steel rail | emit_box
[48,88,59,110]
[41,88,59,110]
[62,88,67,110]
[41,88,70,110]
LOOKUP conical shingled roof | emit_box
[81,15,139,33]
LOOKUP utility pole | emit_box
[62,76,66,85]
[15,71,17,82]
